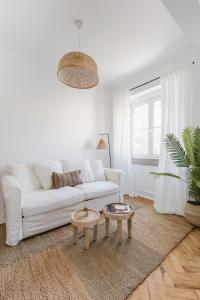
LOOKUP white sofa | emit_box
[1,160,124,246]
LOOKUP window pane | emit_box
[153,100,161,127]
[133,129,148,155]
[153,127,161,155]
[134,103,148,129]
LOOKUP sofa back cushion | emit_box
[52,170,82,189]
[62,159,94,183]
[34,160,62,190]
[7,163,42,192]
[91,160,106,181]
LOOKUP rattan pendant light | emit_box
[57,20,99,89]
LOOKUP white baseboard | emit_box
[133,189,155,201]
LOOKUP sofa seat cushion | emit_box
[22,187,84,218]
[75,181,119,200]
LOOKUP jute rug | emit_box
[0,198,192,300]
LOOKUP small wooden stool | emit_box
[103,205,134,243]
[71,209,100,249]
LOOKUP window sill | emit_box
[132,158,159,166]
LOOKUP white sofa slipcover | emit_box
[1,162,124,246]
[75,181,119,200]
[22,186,84,218]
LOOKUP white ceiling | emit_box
[162,0,200,50]
[0,0,187,83]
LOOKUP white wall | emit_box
[0,45,111,223]
[95,88,112,167]
[110,42,200,200]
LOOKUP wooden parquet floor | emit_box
[129,228,200,300]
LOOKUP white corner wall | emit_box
[0,45,111,223]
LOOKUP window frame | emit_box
[130,87,161,163]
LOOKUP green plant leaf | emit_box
[182,127,195,166]
[191,177,200,189]
[188,177,200,201]
[165,133,188,167]
[150,171,182,180]
[154,127,200,201]
[193,127,200,166]
[190,167,200,188]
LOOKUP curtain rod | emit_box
[130,60,196,92]
[129,77,160,92]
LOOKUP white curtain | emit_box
[154,64,193,215]
[112,88,133,195]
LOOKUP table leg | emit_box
[94,224,98,241]
[117,220,123,243]
[73,226,77,244]
[84,227,90,249]
[105,217,110,237]
[128,217,133,239]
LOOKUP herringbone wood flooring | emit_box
[129,228,200,300]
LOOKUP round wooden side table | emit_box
[103,205,135,243]
[70,208,100,250]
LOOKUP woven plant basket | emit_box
[185,201,200,227]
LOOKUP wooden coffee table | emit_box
[70,208,100,250]
[103,204,135,243]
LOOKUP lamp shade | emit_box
[57,51,99,89]
[96,138,107,150]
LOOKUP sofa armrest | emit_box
[1,175,23,246]
[104,168,125,201]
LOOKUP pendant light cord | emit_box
[78,25,80,51]
[75,20,83,52]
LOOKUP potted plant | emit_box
[151,127,200,226]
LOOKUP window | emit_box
[130,85,161,163]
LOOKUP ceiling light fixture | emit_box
[57,20,99,89]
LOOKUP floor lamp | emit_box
[96,133,112,168]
